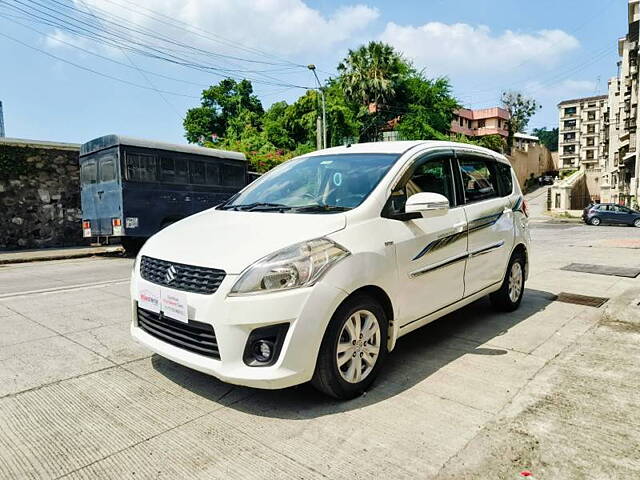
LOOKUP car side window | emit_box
[496,163,513,196]
[386,155,456,215]
[458,156,499,202]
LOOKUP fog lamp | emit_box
[252,340,274,363]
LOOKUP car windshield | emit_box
[221,153,399,212]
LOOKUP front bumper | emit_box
[130,274,347,390]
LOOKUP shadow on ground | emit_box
[152,288,557,418]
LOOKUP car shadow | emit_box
[151,288,557,418]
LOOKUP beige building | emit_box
[557,95,609,172]
[601,0,640,208]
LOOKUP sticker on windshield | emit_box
[333,172,343,186]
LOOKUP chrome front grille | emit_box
[140,255,226,295]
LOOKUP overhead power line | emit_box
[0,29,200,98]
[0,0,312,89]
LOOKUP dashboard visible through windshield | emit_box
[221,153,399,213]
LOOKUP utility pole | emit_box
[308,65,326,149]
[0,101,5,138]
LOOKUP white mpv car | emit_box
[131,141,530,399]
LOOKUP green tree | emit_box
[501,91,541,151]
[532,127,559,152]
[337,41,409,108]
[395,75,459,140]
[183,78,264,143]
[477,134,506,153]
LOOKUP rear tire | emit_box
[490,252,526,312]
[311,294,388,400]
[590,217,601,226]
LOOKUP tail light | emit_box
[82,220,91,238]
[112,218,124,236]
[82,220,90,229]
[522,199,529,217]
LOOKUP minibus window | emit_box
[99,157,116,183]
[160,157,176,183]
[222,164,245,187]
[80,160,97,185]
[175,158,189,184]
[126,153,157,182]
[190,160,206,184]
[206,163,220,186]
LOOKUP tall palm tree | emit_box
[337,42,408,108]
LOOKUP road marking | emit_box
[0,279,130,300]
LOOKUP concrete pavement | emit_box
[0,199,639,478]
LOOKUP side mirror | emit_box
[405,192,449,216]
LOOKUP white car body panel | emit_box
[130,141,530,390]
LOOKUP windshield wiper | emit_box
[219,202,289,211]
[291,204,352,213]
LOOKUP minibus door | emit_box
[94,151,122,236]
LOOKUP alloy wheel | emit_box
[508,262,523,303]
[591,217,601,226]
[634,219,640,228]
[336,310,381,384]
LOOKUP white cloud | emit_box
[68,0,379,57]
[379,22,580,76]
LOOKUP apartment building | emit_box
[557,95,609,171]
[602,0,640,207]
[450,107,510,138]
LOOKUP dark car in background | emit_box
[583,203,640,227]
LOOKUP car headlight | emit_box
[229,238,350,296]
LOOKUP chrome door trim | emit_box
[409,251,469,278]
[469,240,505,258]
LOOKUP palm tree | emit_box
[337,42,409,109]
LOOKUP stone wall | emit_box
[0,138,84,250]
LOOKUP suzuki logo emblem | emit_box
[165,265,177,284]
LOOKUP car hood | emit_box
[140,209,348,274]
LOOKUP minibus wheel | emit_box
[490,252,526,312]
[312,294,388,399]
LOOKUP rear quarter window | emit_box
[496,162,513,196]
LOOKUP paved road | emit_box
[0,212,639,479]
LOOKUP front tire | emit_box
[633,218,640,228]
[590,216,601,226]
[312,294,388,400]
[490,252,526,312]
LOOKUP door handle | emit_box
[452,221,467,231]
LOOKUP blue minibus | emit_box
[79,135,249,252]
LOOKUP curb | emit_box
[0,247,125,265]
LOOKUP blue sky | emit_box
[0,0,627,145]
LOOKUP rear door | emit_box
[94,149,122,235]
[597,204,615,223]
[383,149,468,325]
[457,152,515,295]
